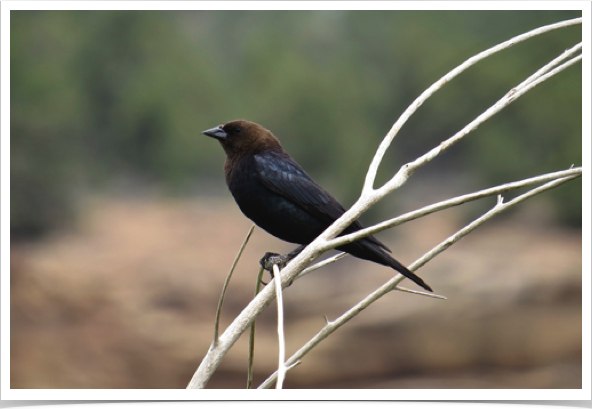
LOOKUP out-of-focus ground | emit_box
[10,196,582,389]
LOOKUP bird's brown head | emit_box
[202,120,283,158]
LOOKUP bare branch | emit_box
[213,225,255,345]
[186,18,582,389]
[393,286,447,300]
[283,19,583,281]
[273,264,287,389]
[374,44,581,200]
[521,42,581,87]
[363,17,581,193]
[187,275,280,389]
[296,252,348,279]
[408,175,578,273]
[247,265,265,389]
[325,167,582,251]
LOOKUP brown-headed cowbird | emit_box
[202,120,432,292]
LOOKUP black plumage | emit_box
[202,120,432,292]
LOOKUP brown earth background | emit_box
[10,195,582,389]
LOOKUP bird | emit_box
[202,120,432,292]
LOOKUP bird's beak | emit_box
[202,125,227,140]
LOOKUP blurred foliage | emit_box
[10,10,582,238]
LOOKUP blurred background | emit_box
[10,10,582,389]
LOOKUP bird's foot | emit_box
[259,245,305,275]
[259,252,291,275]
[259,247,304,287]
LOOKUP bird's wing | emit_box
[253,151,391,251]
[254,151,346,221]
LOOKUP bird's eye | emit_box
[234,127,242,134]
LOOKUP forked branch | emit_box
[186,17,582,389]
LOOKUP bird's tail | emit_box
[342,239,433,292]
[379,250,433,292]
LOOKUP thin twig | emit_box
[296,252,348,279]
[325,167,582,251]
[363,17,581,193]
[273,264,287,389]
[247,265,265,389]
[409,176,579,272]
[521,42,581,87]
[393,286,447,300]
[213,225,255,345]
[373,42,582,201]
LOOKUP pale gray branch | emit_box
[363,17,581,193]
[393,286,447,300]
[374,42,581,200]
[273,264,287,389]
[521,42,581,87]
[186,18,582,389]
[325,167,582,252]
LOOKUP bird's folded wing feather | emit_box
[254,151,346,221]
[253,151,391,252]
